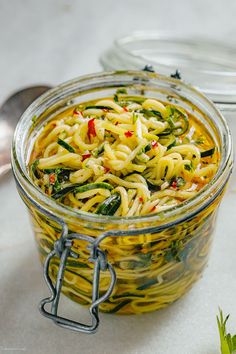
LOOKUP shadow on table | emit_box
[1,248,214,354]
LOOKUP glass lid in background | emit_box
[100,31,236,107]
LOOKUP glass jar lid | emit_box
[100,31,236,107]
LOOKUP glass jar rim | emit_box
[12,70,233,228]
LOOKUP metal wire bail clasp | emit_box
[39,230,116,334]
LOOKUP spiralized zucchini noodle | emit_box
[27,91,221,314]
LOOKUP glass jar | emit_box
[12,71,233,333]
[100,31,236,105]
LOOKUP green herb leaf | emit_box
[85,105,110,110]
[127,253,152,270]
[32,115,37,124]
[92,144,104,157]
[57,138,75,153]
[142,65,155,73]
[137,278,157,290]
[31,159,40,178]
[217,309,236,354]
[53,178,61,193]
[200,147,215,158]
[195,136,205,145]
[116,88,128,95]
[114,88,128,103]
[139,109,163,119]
[170,177,186,187]
[144,144,152,153]
[108,299,131,313]
[133,112,139,123]
[43,168,73,182]
[165,240,182,262]
[170,69,181,80]
[146,179,161,192]
[176,177,186,187]
[184,163,193,172]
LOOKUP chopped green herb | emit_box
[93,144,104,157]
[116,88,128,95]
[53,178,61,193]
[144,144,152,153]
[108,299,131,313]
[137,278,157,291]
[85,105,110,110]
[170,69,181,80]
[133,112,139,123]
[31,159,40,178]
[142,65,155,73]
[57,138,75,153]
[32,115,37,124]
[140,109,163,119]
[176,177,186,187]
[201,147,215,158]
[184,163,193,172]
[114,88,128,103]
[195,136,205,145]
[164,166,168,178]
[44,168,72,185]
[112,293,145,300]
[145,179,161,192]
[170,177,186,187]
[127,253,152,270]
[217,309,236,354]
[182,137,191,144]
[167,95,178,103]
[165,240,182,262]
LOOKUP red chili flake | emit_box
[171,181,177,189]
[104,166,110,173]
[82,153,91,161]
[73,108,79,116]
[124,130,133,138]
[151,206,157,212]
[139,197,144,203]
[123,106,129,112]
[49,173,56,185]
[151,140,158,148]
[48,122,56,130]
[79,111,84,117]
[115,122,119,125]
[88,118,96,139]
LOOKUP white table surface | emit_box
[0,1,236,353]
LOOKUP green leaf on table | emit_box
[217,308,236,354]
